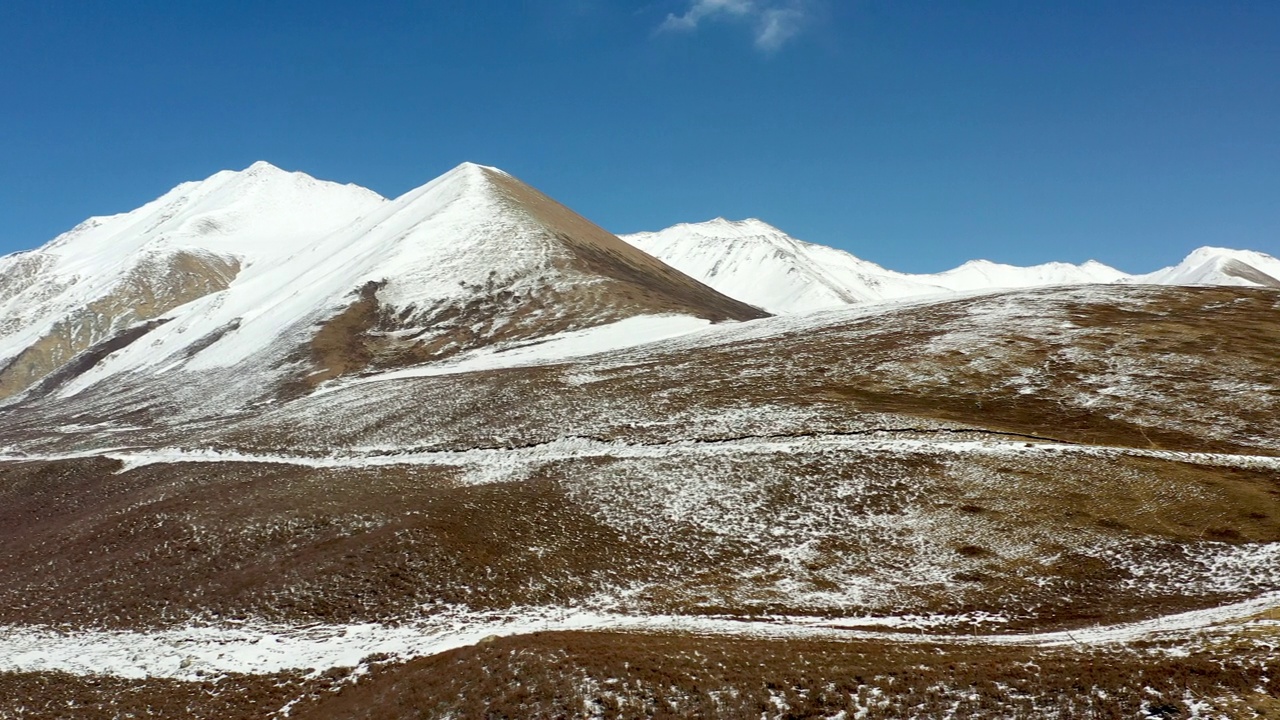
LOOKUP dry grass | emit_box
[3,628,1278,719]
[283,630,1280,719]
[0,459,673,627]
[0,442,1275,631]
[212,285,1280,461]
[1,287,1280,717]
[0,669,312,719]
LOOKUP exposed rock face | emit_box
[0,249,239,399]
[0,252,56,309]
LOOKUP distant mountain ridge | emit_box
[1126,245,1280,288]
[621,218,1279,314]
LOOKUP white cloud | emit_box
[658,0,813,51]
[754,7,805,51]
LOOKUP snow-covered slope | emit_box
[5,169,1277,405]
[621,218,953,313]
[0,163,762,406]
[0,163,387,397]
[621,219,1127,314]
[922,259,1127,292]
[1128,246,1280,288]
[622,219,1277,314]
[0,161,387,349]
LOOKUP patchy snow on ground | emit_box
[1,592,1277,681]
[316,314,713,392]
[51,434,1280,476]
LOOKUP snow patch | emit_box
[1,593,1277,681]
[319,314,712,391]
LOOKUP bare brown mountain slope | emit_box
[1222,257,1280,287]
[485,167,768,324]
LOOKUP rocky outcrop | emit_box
[0,249,239,399]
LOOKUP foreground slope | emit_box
[2,286,1277,629]
[1,283,1278,717]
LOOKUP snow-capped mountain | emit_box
[0,162,387,399]
[0,163,761,405]
[1128,246,1280,287]
[923,258,1129,292]
[5,167,1278,406]
[621,218,1276,314]
[619,218,950,313]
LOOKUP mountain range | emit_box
[1,162,1278,719]
[3,161,1277,402]
[622,217,1280,314]
[0,162,762,407]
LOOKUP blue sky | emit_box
[1,1,1277,273]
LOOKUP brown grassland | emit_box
[3,629,1278,719]
[1,285,1278,718]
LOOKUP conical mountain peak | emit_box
[241,160,285,175]
[382,161,508,212]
